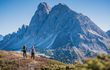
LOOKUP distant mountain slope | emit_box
[0,2,110,63]
[106,30,110,37]
[0,35,3,41]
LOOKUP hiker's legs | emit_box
[33,54,35,59]
[23,52,27,58]
[25,53,27,58]
[31,53,35,59]
[23,52,25,58]
[31,53,33,59]
[31,55,33,59]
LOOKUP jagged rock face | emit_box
[26,2,50,36]
[106,30,110,37]
[0,2,110,63]
[0,25,28,50]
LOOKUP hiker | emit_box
[22,45,27,58]
[31,46,36,59]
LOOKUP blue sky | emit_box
[0,0,110,36]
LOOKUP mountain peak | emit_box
[51,3,78,15]
[54,3,69,10]
[57,3,65,6]
[22,24,28,29]
[38,2,50,13]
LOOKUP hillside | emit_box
[1,51,110,70]
[0,51,65,70]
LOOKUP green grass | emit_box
[40,54,110,70]
[0,58,18,70]
[1,51,110,70]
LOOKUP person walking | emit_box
[22,45,27,59]
[31,46,36,60]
